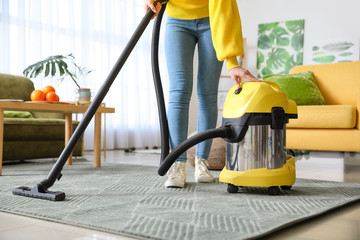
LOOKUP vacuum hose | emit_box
[158,126,232,176]
[151,4,169,164]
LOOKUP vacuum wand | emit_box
[42,7,156,188]
[12,2,164,201]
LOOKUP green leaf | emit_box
[276,37,289,47]
[295,52,303,65]
[28,69,36,78]
[29,63,42,78]
[261,67,273,76]
[282,53,302,73]
[266,48,291,70]
[285,20,304,34]
[59,62,65,76]
[270,26,289,46]
[22,53,91,88]
[23,68,31,77]
[34,64,43,78]
[258,24,267,34]
[339,52,353,57]
[51,61,56,76]
[284,55,296,73]
[323,42,354,52]
[44,63,50,77]
[61,60,68,69]
[258,34,272,49]
[258,22,279,34]
[290,33,304,51]
[312,55,336,63]
[313,51,326,55]
[257,51,265,69]
[312,46,320,51]
[59,66,65,77]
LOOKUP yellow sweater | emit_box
[166,0,244,71]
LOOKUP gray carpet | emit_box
[1,160,360,240]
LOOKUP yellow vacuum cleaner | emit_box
[219,82,297,195]
[158,81,297,195]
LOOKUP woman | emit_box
[145,0,261,188]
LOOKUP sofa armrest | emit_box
[357,92,360,130]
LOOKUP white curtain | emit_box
[0,0,168,150]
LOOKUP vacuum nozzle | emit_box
[12,185,65,201]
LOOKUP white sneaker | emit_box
[164,162,186,188]
[195,157,213,183]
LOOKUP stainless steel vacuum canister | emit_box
[226,125,286,172]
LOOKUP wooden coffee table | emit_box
[0,101,115,175]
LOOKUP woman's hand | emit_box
[144,0,162,19]
[229,67,262,89]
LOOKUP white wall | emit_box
[237,0,360,75]
[188,0,360,134]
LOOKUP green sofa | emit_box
[0,73,83,161]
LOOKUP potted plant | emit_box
[23,53,93,102]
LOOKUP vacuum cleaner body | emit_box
[219,82,297,194]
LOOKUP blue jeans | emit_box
[165,17,223,162]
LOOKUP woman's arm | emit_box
[209,0,261,87]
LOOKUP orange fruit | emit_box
[45,91,60,102]
[30,90,46,101]
[43,85,56,95]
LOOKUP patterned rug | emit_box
[1,160,360,240]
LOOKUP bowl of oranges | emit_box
[30,86,60,102]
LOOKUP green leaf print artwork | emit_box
[311,41,357,64]
[257,19,305,78]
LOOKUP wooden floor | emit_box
[1,150,359,240]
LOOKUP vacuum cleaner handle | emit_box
[158,126,232,176]
[37,2,162,191]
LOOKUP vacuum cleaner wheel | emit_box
[267,186,280,195]
[280,185,292,190]
[227,184,239,193]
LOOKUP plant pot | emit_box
[76,88,92,102]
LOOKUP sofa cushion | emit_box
[3,140,83,161]
[290,61,360,106]
[4,118,79,141]
[4,111,34,118]
[287,105,356,129]
[263,71,326,105]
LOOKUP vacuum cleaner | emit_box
[158,82,298,195]
[12,0,297,200]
